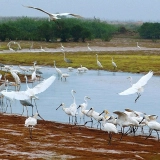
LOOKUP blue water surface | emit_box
[8,66,160,124]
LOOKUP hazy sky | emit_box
[0,0,160,22]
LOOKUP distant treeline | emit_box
[139,22,160,40]
[0,17,118,42]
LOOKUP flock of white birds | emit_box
[0,4,159,142]
[0,40,159,142]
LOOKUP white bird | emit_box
[78,96,90,123]
[101,117,118,144]
[137,42,141,49]
[53,61,62,78]
[31,61,38,82]
[23,5,83,21]
[139,114,160,141]
[9,69,21,91]
[119,71,153,103]
[57,90,77,124]
[19,65,28,73]
[40,46,45,52]
[69,90,78,124]
[25,112,44,139]
[63,52,72,63]
[61,73,69,81]
[96,54,103,69]
[85,107,104,129]
[113,111,132,140]
[1,75,56,102]
[77,67,84,73]
[61,43,64,49]
[68,67,74,72]
[87,43,92,51]
[53,61,69,81]
[9,46,15,51]
[56,103,72,123]
[111,57,117,70]
[29,61,42,71]
[81,65,88,72]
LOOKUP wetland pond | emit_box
[4,66,160,134]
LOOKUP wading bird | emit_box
[101,117,118,145]
[40,46,45,52]
[63,52,72,63]
[119,71,153,103]
[69,90,78,124]
[25,112,44,139]
[53,61,62,78]
[78,96,90,123]
[1,75,56,114]
[111,57,117,70]
[23,5,83,21]
[87,43,92,51]
[56,103,72,124]
[85,107,104,129]
[137,42,141,49]
[139,114,160,141]
[96,54,103,69]
[113,111,132,140]
[19,65,28,74]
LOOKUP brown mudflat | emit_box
[0,113,160,160]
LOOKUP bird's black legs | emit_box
[32,106,33,117]
[21,106,24,116]
[34,99,39,113]
[120,127,124,140]
[29,127,32,139]
[145,129,153,140]
[135,93,141,103]
[108,133,112,145]
[84,118,93,128]
[156,131,159,141]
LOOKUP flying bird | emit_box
[22,5,83,21]
[1,75,56,101]
[119,71,153,103]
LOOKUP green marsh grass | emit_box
[1,50,160,75]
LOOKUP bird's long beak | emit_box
[77,105,81,109]
[99,110,104,116]
[139,117,145,124]
[106,116,112,121]
[56,103,62,110]
[38,114,44,120]
[87,108,92,115]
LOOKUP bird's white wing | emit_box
[58,13,83,18]
[23,5,52,16]
[135,71,153,87]
[1,90,29,100]
[32,75,56,95]
[31,70,36,80]
[97,61,103,68]
[119,86,137,95]
[113,111,128,121]
[10,71,21,84]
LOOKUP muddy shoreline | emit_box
[0,113,160,159]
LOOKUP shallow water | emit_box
[6,66,160,125]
